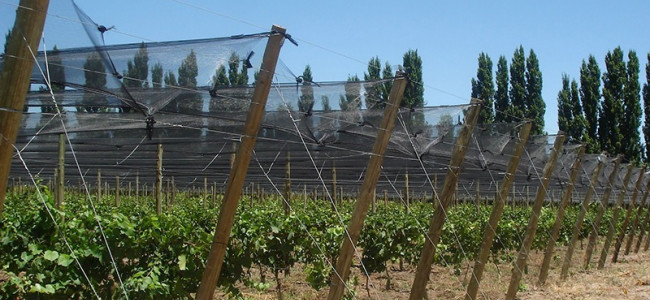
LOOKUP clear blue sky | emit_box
[2,0,650,134]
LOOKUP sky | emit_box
[2,0,650,134]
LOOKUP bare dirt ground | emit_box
[217,241,650,299]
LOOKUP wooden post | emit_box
[384,190,388,206]
[371,188,376,213]
[55,134,65,208]
[155,143,163,215]
[135,172,139,203]
[560,155,608,278]
[283,151,291,215]
[406,99,483,300]
[203,177,208,209]
[582,156,622,269]
[0,0,50,215]
[326,75,408,300]
[625,181,649,255]
[463,121,532,300]
[505,133,566,300]
[612,166,645,262]
[634,183,650,253]
[598,165,635,269]
[196,26,287,300]
[114,176,120,207]
[97,169,102,201]
[303,184,307,205]
[405,170,410,212]
[332,162,337,206]
[538,145,586,284]
[171,176,176,206]
[212,183,216,208]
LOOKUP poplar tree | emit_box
[525,49,545,134]
[178,50,198,88]
[580,56,601,152]
[509,46,526,121]
[364,56,383,109]
[494,56,509,122]
[569,79,585,142]
[82,53,107,113]
[599,47,625,155]
[402,49,424,108]
[42,45,65,113]
[298,65,315,114]
[340,75,361,111]
[644,53,650,161]
[381,62,393,104]
[151,63,163,89]
[124,42,149,89]
[622,50,641,162]
[557,75,572,134]
[471,52,495,124]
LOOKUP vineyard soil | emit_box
[216,245,650,299]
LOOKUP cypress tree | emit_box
[381,62,393,104]
[42,46,65,113]
[580,56,601,153]
[599,47,625,155]
[471,52,495,124]
[494,56,509,122]
[509,46,526,121]
[525,49,545,134]
[178,50,198,88]
[340,75,361,111]
[622,50,642,162]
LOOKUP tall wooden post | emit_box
[114,176,120,207]
[538,145,586,284]
[135,172,139,203]
[55,134,65,208]
[583,156,622,269]
[505,133,565,300]
[196,26,286,300]
[155,143,163,215]
[624,174,649,255]
[625,181,649,255]
[405,170,410,212]
[203,177,208,209]
[0,0,50,215]
[326,75,408,300]
[332,162,338,206]
[283,151,291,215]
[560,155,607,278]
[463,121,532,300]
[634,183,650,253]
[97,169,102,201]
[406,99,482,300]
[598,165,634,269]
[612,167,645,262]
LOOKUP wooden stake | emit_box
[405,170,410,212]
[327,75,408,300]
[463,121,532,300]
[582,156,622,269]
[197,26,287,300]
[283,151,291,215]
[634,183,650,253]
[598,165,635,269]
[155,143,163,215]
[560,155,608,278]
[114,176,120,207]
[406,99,483,300]
[204,177,208,209]
[55,134,65,208]
[612,166,645,262]
[505,133,566,300]
[97,169,102,201]
[332,161,337,206]
[135,172,139,203]
[538,145,586,284]
[0,0,50,215]
[626,181,650,255]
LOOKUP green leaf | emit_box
[178,254,187,271]
[57,253,74,267]
[29,283,56,294]
[43,250,60,261]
